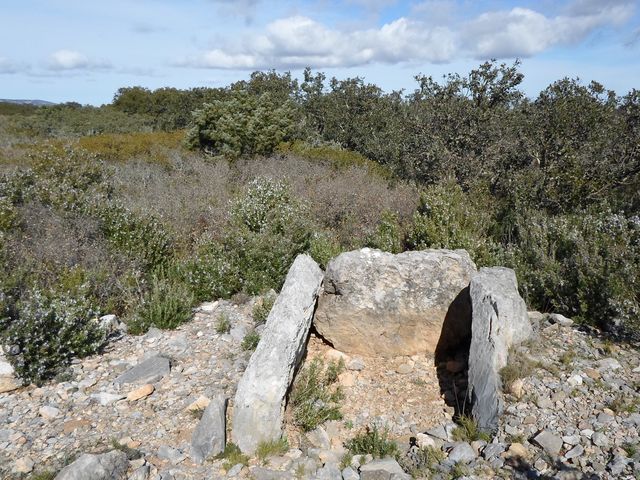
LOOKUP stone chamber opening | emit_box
[282,286,473,448]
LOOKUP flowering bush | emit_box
[3,289,105,385]
[228,178,311,294]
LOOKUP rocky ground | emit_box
[0,299,639,479]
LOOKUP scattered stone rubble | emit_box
[0,250,638,479]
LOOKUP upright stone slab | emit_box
[314,248,477,356]
[232,254,324,453]
[468,267,532,432]
[191,395,227,464]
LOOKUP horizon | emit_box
[1,0,639,106]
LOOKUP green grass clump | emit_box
[401,446,445,477]
[256,438,289,464]
[499,350,534,390]
[241,330,260,351]
[30,472,57,480]
[215,313,231,334]
[214,442,249,470]
[452,414,492,443]
[344,425,399,459]
[290,358,344,431]
[252,294,275,326]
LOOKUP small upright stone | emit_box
[191,395,227,464]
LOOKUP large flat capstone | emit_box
[313,248,476,356]
[232,254,324,453]
[468,267,532,432]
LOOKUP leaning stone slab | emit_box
[114,355,170,385]
[468,267,532,432]
[232,254,323,453]
[55,450,129,480]
[191,394,227,464]
[314,248,477,356]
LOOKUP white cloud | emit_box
[179,15,456,69]
[464,2,635,58]
[47,50,111,71]
[178,0,635,70]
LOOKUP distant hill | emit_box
[0,99,56,106]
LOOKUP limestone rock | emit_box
[360,457,411,480]
[12,456,34,474]
[55,450,129,480]
[115,355,170,385]
[191,394,226,464]
[0,376,21,393]
[448,442,477,463]
[127,384,154,402]
[39,405,61,420]
[314,248,476,356]
[232,254,324,453]
[533,430,563,456]
[0,348,21,393]
[468,267,532,432]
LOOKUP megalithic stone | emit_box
[232,254,324,453]
[468,267,532,432]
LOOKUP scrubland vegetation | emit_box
[0,60,638,384]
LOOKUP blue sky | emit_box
[1,0,638,105]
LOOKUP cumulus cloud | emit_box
[178,0,635,70]
[179,15,456,69]
[464,1,635,58]
[47,50,111,71]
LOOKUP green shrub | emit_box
[96,203,173,270]
[227,178,311,294]
[406,182,498,266]
[129,271,194,334]
[344,425,399,459]
[290,358,344,431]
[186,91,298,158]
[0,196,18,231]
[365,210,403,253]
[2,289,106,385]
[181,242,241,301]
[308,231,342,269]
[505,209,640,338]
